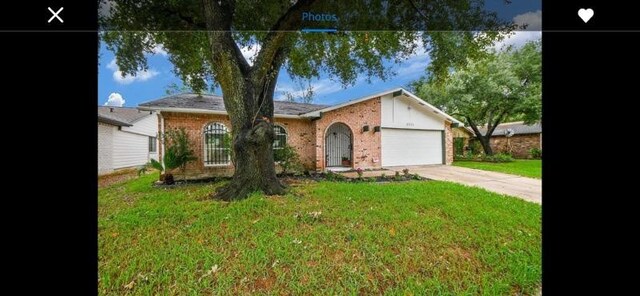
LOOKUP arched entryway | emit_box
[325,122,353,168]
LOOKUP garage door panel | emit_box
[381,128,443,166]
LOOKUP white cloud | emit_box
[107,58,160,84]
[152,44,168,56]
[240,44,261,66]
[106,58,118,71]
[514,10,542,31]
[492,31,541,51]
[104,92,125,107]
[490,10,542,51]
[275,78,343,101]
[113,69,159,84]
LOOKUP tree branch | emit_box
[466,117,484,138]
[486,110,508,136]
[201,0,251,75]
[251,0,318,80]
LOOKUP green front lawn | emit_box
[99,173,541,295]
[454,159,542,179]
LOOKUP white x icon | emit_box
[48,7,64,23]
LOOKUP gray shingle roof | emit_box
[138,93,328,116]
[478,121,542,136]
[98,106,153,126]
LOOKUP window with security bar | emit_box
[204,123,231,165]
[273,125,288,162]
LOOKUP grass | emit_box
[453,159,542,179]
[99,173,541,295]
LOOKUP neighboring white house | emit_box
[98,106,159,175]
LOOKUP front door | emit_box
[325,123,352,167]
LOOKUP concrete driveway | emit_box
[385,165,541,204]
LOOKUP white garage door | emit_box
[381,128,443,166]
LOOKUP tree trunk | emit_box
[213,81,286,201]
[214,120,286,201]
[477,135,493,156]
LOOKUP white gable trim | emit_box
[300,88,462,125]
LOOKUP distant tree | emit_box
[414,41,541,155]
[100,0,513,200]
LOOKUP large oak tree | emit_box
[100,0,513,200]
[413,41,542,155]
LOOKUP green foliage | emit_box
[529,148,542,159]
[453,138,465,155]
[482,153,514,163]
[163,128,197,180]
[324,171,347,182]
[137,165,147,177]
[149,158,164,171]
[394,171,402,181]
[414,41,541,155]
[100,1,512,94]
[469,140,484,155]
[274,143,303,175]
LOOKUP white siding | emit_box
[111,113,159,170]
[112,130,151,169]
[381,95,445,130]
[121,113,158,136]
[381,129,443,166]
[98,123,115,174]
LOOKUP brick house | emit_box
[478,121,542,158]
[138,88,462,179]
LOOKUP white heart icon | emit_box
[578,8,594,23]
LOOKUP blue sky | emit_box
[98,2,541,108]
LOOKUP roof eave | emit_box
[137,106,304,119]
[98,116,133,127]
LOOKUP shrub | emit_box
[455,151,482,161]
[402,168,410,176]
[453,138,465,155]
[275,143,303,175]
[380,173,387,179]
[137,165,147,177]
[468,140,483,155]
[529,148,542,159]
[483,153,514,163]
[325,171,346,182]
[163,128,197,182]
[393,171,402,181]
[412,173,422,180]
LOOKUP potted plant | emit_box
[341,156,351,166]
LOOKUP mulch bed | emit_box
[98,169,139,188]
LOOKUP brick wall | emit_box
[162,112,235,179]
[273,118,316,170]
[161,112,317,179]
[445,121,454,165]
[490,133,541,158]
[313,97,382,171]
